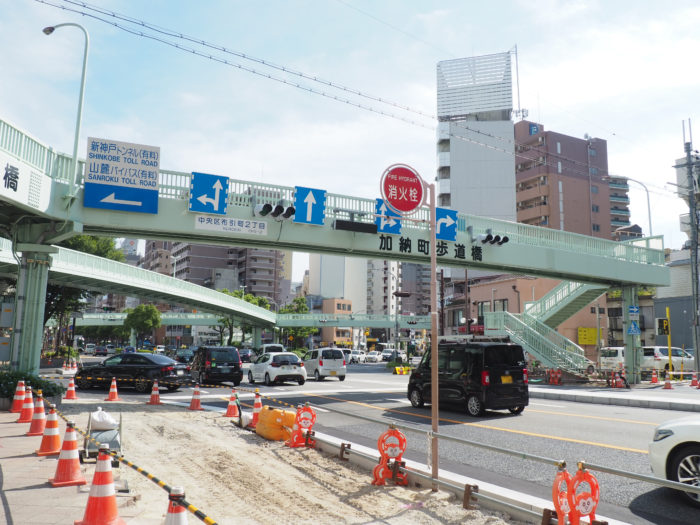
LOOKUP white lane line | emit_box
[388,398,411,404]
[530,402,566,408]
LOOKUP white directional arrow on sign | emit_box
[304,190,316,222]
[379,202,397,229]
[196,179,223,209]
[100,193,142,206]
[436,214,456,234]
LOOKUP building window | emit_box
[591,185,598,194]
[590,167,598,176]
[592,204,599,213]
[556,142,561,154]
[592,224,600,232]
[557,161,562,174]
[589,148,597,157]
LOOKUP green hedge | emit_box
[0,370,66,399]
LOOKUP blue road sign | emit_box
[189,172,229,215]
[628,305,640,315]
[293,186,326,225]
[627,320,641,336]
[375,199,402,235]
[84,183,158,214]
[435,207,458,242]
[83,137,160,214]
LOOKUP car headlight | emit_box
[653,428,674,442]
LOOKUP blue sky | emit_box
[2,0,699,281]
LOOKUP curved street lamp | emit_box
[43,23,89,204]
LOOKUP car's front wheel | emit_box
[409,388,424,408]
[466,394,484,417]
[670,445,700,507]
[134,376,151,394]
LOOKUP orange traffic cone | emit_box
[26,390,47,436]
[164,486,188,525]
[10,380,25,413]
[188,384,204,411]
[65,378,78,400]
[691,372,698,387]
[664,374,673,389]
[248,390,262,429]
[223,389,240,418]
[16,386,34,423]
[71,359,77,371]
[63,360,68,371]
[49,421,87,487]
[36,404,62,456]
[146,380,162,405]
[651,369,658,384]
[104,378,122,401]
[74,444,125,525]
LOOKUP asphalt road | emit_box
[66,361,698,524]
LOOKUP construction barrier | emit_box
[372,426,408,486]
[255,406,296,441]
[286,404,317,449]
[392,366,411,375]
[551,464,600,525]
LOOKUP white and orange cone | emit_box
[223,389,240,418]
[49,421,87,487]
[651,369,658,384]
[164,486,188,525]
[16,386,34,423]
[64,378,78,400]
[104,378,122,401]
[188,384,204,411]
[691,372,698,388]
[71,359,77,371]
[10,380,25,413]
[248,390,262,429]
[146,380,162,405]
[63,360,68,371]
[74,444,125,525]
[36,404,62,456]
[26,390,47,436]
[664,374,673,390]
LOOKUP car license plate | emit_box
[220,367,230,373]
[330,370,337,376]
[501,375,512,384]
[177,370,183,376]
[282,366,290,370]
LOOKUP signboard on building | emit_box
[577,327,598,345]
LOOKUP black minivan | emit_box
[407,337,528,416]
[190,346,243,386]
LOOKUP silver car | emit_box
[303,347,346,381]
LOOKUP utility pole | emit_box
[684,137,700,372]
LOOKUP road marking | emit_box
[529,402,565,408]
[526,408,659,426]
[305,393,649,454]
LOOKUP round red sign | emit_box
[380,164,425,215]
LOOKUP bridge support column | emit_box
[252,326,262,349]
[129,328,137,347]
[11,245,57,374]
[622,285,641,384]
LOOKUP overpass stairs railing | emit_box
[523,281,608,329]
[484,311,595,377]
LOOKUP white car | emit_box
[303,347,346,381]
[155,345,166,354]
[84,343,96,355]
[349,350,366,364]
[642,346,695,373]
[366,351,380,363]
[649,416,700,507]
[248,352,306,386]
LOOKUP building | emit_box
[319,298,352,347]
[514,120,629,238]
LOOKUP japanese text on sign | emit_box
[85,137,160,189]
[193,215,268,236]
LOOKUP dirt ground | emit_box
[61,399,525,524]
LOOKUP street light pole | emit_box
[43,23,89,204]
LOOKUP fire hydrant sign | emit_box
[380,164,425,215]
[83,137,160,214]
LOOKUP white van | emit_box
[84,343,96,355]
[641,346,695,372]
[599,347,625,370]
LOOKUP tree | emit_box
[216,289,271,345]
[278,297,317,349]
[124,304,161,347]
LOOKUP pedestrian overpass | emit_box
[0,116,669,375]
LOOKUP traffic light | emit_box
[253,198,295,220]
[467,226,509,245]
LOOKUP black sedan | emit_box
[75,353,191,393]
[239,348,254,363]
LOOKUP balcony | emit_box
[610,208,630,216]
[611,218,631,227]
[437,121,450,142]
[437,151,450,169]
[608,181,629,190]
[517,204,550,223]
[609,195,630,204]
[438,178,450,195]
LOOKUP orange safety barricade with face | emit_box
[567,467,600,525]
[285,405,317,448]
[371,428,408,486]
[551,468,572,524]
